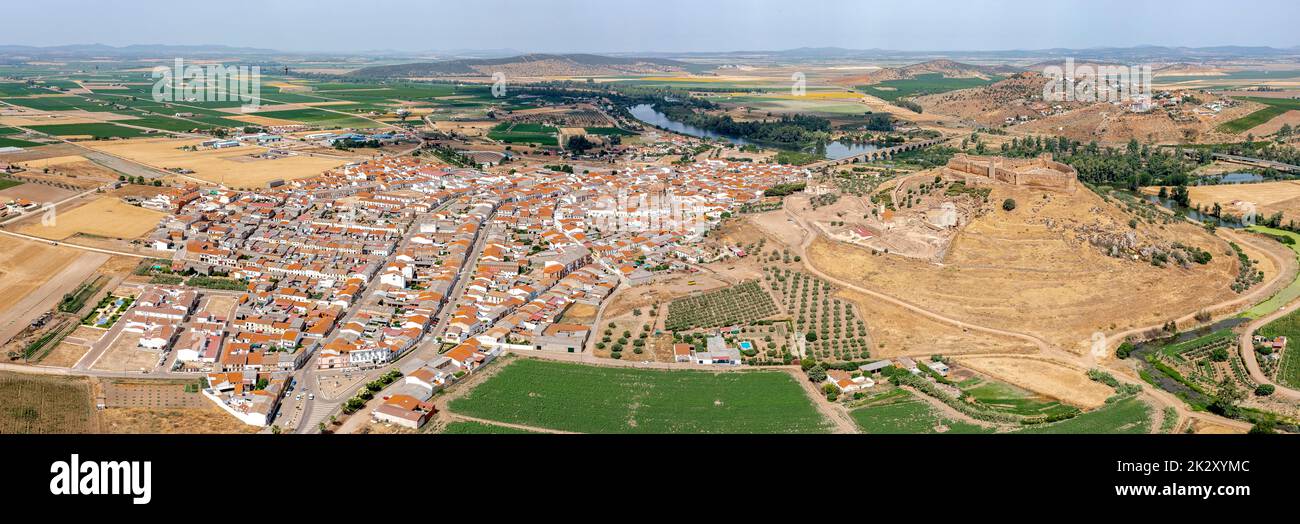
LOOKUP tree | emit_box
[1254,384,1275,396]
[1249,419,1277,434]
[807,364,827,383]
[566,135,595,154]
[805,332,818,342]
[1002,198,1016,211]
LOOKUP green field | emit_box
[850,391,992,434]
[1158,70,1300,84]
[119,115,214,132]
[488,122,558,145]
[26,122,148,138]
[960,378,1078,418]
[0,82,54,96]
[858,73,997,102]
[1243,226,1300,318]
[0,95,121,112]
[1013,397,1152,434]
[449,358,830,433]
[0,137,43,148]
[439,421,538,434]
[0,179,24,191]
[1219,97,1300,134]
[1157,329,1236,361]
[1256,306,1300,389]
[666,280,778,331]
[251,107,379,128]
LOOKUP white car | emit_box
[307,394,315,400]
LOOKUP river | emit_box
[627,103,880,161]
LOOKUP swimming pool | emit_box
[738,341,753,350]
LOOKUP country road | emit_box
[784,206,1054,352]
[1105,226,1299,350]
[1238,305,1300,401]
[778,195,1261,432]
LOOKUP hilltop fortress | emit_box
[944,153,1078,193]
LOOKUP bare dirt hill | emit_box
[805,176,1244,354]
[914,72,1080,126]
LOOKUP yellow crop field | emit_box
[18,197,165,240]
[81,137,354,187]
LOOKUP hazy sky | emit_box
[4,0,1298,53]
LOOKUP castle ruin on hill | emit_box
[944,153,1078,193]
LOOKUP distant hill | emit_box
[0,43,283,58]
[350,53,698,78]
[833,59,1016,86]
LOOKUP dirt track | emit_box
[775,195,1259,430]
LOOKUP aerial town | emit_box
[0,1,1299,447]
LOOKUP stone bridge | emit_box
[1170,147,1299,173]
[808,137,948,169]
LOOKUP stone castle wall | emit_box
[943,153,1077,193]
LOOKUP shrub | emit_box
[1002,198,1017,211]
[1116,341,1134,359]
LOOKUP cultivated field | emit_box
[851,390,992,434]
[665,280,777,331]
[1013,396,1152,434]
[436,420,538,434]
[0,236,89,341]
[1174,181,1300,225]
[859,73,997,102]
[99,406,257,434]
[80,137,355,187]
[16,196,164,240]
[0,371,97,433]
[449,358,830,433]
[1219,97,1300,134]
[1257,307,1300,389]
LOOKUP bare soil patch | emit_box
[805,184,1238,353]
[955,355,1113,408]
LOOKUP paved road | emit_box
[415,208,498,355]
[291,199,471,433]
[73,303,131,371]
[78,149,175,180]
